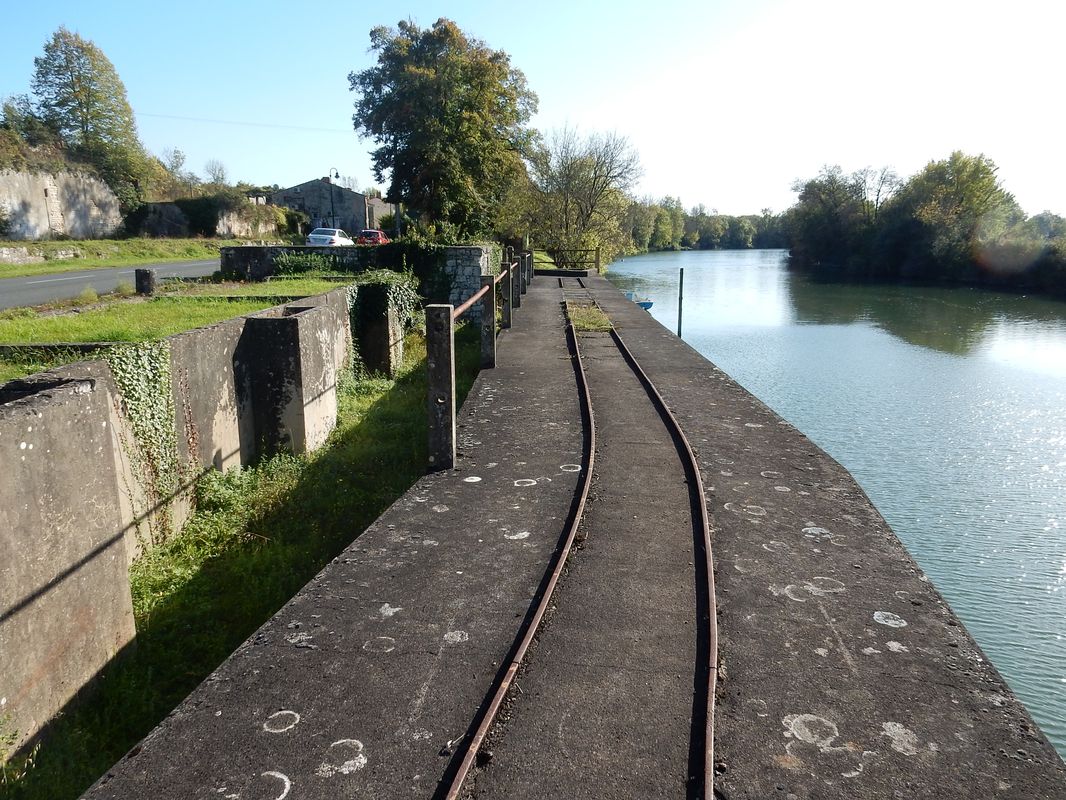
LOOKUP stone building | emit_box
[271,178,367,234]
[366,196,399,231]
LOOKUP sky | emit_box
[2,0,1062,216]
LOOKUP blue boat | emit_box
[624,291,654,311]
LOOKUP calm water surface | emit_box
[608,249,1066,756]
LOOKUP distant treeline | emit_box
[619,197,787,254]
[784,152,1066,298]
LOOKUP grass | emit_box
[0,325,481,799]
[0,297,276,345]
[170,277,348,298]
[567,301,612,332]
[0,239,243,280]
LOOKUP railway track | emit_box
[442,278,718,799]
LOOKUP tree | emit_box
[31,27,148,210]
[527,127,642,261]
[349,18,538,237]
[204,158,228,186]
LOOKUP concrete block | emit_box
[0,366,136,757]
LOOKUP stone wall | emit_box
[445,246,493,321]
[0,170,122,240]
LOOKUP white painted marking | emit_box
[873,611,908,628]
[363,636,396,653]
[504,531,531,540]
[431,504,449,513]
[444,630,469,644]
[559,464,581,472]
[263,710,301,733]
[762,540,787,553]
[881,722,919,755]
[316,739,368,777]
[774,486,791,493]
[379,603,403,618]
[260,771,291,799]
[862,647,881,655]
[886,641,909,653]
[463,476,482,483]
[814,648,829,657]
[514,479,537,487]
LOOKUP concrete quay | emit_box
[84,275,1066,799]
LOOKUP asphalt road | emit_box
[0,259,220,309]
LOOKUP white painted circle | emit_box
[559,464,581,472]
[444,630,469,644]
[873,611,908,628]
[362,636,397,653]
[463,476,482,483]
[263,710,301,733]
[514,479,537,487]
[505,531,531,540]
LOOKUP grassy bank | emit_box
[0,239,243,280]
[0,325,480,799]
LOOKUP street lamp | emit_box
[329,168,339,228]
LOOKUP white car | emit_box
[305,228,355,246]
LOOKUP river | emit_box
[606,248,1066,757]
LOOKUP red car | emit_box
[357,229,390,245]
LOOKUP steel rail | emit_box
[442,316,596,800]
[609,325,718,796]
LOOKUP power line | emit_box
[135,111,354,134]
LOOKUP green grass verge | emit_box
[0,297,275,345]
[0,239,241,280]
[0,325,480,799]
[171,277,349,298]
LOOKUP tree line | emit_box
[786,154,1066,297]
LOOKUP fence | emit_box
[540,247,600,271]
[426,248,534,471]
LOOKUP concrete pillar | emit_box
[426,305,456,471]
[356,283,403,377]
[501,263,512,330]
[135,268,157,296]
[480,276,496,369]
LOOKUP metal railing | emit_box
[426,248,534,471]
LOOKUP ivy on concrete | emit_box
[105,341,177,543]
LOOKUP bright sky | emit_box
[2,0,1062,216]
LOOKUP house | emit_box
[271,178,368,234]
[366,196,398,231]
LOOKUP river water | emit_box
[607,249,1066,756]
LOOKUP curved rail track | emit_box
[442,279,718,799]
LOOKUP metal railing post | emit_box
[426,304,456,471]
[501,261,512,329]
[480,275,496,368]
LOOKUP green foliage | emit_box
[567,301,611,332]
[349,18,538,237]
[528,128,640,263]
[28,27,150,211]
[786,152,1066,296]
[105,342,177,544]
[273,251,338,275]
[356,268,422,329]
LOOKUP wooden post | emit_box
[501,261,512,329]
[677,267,684,338]
[520,252,528,295]
[135,268,157,296]
[595,247,601,272]
[511,258,521,310]
[426,305,456,471]
[480,275,496,369]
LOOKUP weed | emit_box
[567,301,612,332]
[74,286,98,305]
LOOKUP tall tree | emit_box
[528,127,641,261]
[349,18,538,237]
[31,27,147,209]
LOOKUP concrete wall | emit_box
[0,170,122,240]
[0,287,358,757]
[0,363,137,758]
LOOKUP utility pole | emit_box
[329,168,339,228]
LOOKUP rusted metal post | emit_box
[501,261,512,330]
[426,304,456,471]
[480,276,496,368]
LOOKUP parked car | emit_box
[305,228,354,246]
[356,229,390,245]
